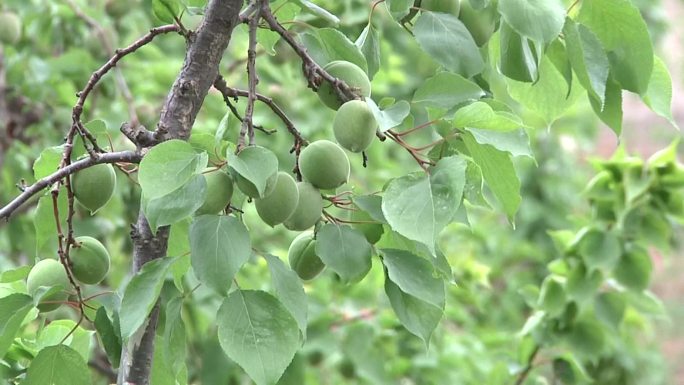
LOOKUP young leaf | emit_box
[23,345,91,385]
[139,139,208,200]
[578,0,653,94]
[594,292,626,328]
[578,229,621,271]
[453,101,523,132]
[498,0,565,44]
[466,128,533,158]
[355,23,380,80]
[462,133,521,221]
[163,296,187,377]
[499,21,539,82]
[614,244,652,291]
[94,307,122,368]
[0,294,34,359]
[142,174,207,232]
[413,72,484,110]
[413,12,484,77]
[315,224,372,282]
[33,145,64,180]
[385,278,443,347]
[380,248,446,308]
[152,0,180,24]
[119,257,176,340]
[217,290,300,385]
[190,215,251,295]
[643,56,678,128]
[589,75,623,135]
[365,98,410,132]
[265,254,308,337]
[308,28,368,72]
[228,146,279,198]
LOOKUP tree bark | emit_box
[118,1,243,384]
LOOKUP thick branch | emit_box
[119,1,243,384]
[0,151,141,220]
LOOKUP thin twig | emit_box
[240,3,262,148]
[514,345,540,385]
[0,151,141,220]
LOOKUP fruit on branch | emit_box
[422,0,461,15]
[338,360,356,379]
[73,163,117,214]
[26,259,70,312]
[458,1,498,47]
[255,172,300,226]
[0,12,21,45]
[105,0,133,19]
[333,100,378,153]
[288,232,325,280]
[70,236,111,284]
[283,182,323,231]
[350,209,384,244]
[299,140,350,190]
[317,61,371,110]
[196,169,234,215]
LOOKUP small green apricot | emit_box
[70,236,111,285]
[73,163,117,214]
[27,259,70,312]
[299,140,350,190]
[0,12,22,45]
[317,61,371,110]
[283,182,323,231]
[333,100,378,153]
[255,172,299,227]
[288,232,325,280]
[197,169,234,215]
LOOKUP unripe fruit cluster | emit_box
[27,236,111,312]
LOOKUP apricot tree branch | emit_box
[239,3,262,148]
[0,151,141,220]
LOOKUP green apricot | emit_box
[105,0,133,19]
[70,236,111,285]
[350,209,384,244]
[255,172,299,226]
[0,12,21,45]
[299,140,350,190]
[27,259,70,312]
[73,163,117,214]
[197,169,234,215]
[283,182,323,231]
[333,100,378,153]
[422,0,460,14]
[317,61,371,110]
[288,232,325,280]
[458,1,497,47]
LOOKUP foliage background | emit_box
[0,0,682,383]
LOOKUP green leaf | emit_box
[0,294,33,359]
[139,139,207,200]
[385,278,443,347]
[36,320,93,362]
[463,132,521,221]
[546,39,573,94]
[380,249,445,308]
[614,244,652,291]
[228,146,278,198]
[498,0,565,43]
[355,23,380,80]
[563,18,609,106]
[414,12,485,77]
[499,20,539,82]
[152,0,180,24]
[163,296,186,377]
[453,101,524,131]
[276,354,305,385]
[142,174,207,232]
[23,345,91,385]
[566,264,602,302]
[382,156,467,253]
[365,98,410,132]
[119,257,176,340]
[265,254,308,337]
[256,2,300,55]
[594,292,626,328]
[315,224,372,282]
[578,0,653,94]
[506,57,580,125]
[578,229,621,271]
[217,290,300,385]
[466,128,533,158]
[94,308,121,368]
[296,0,339,25]
[643,56,678,128]
[589,75,623,135]
[565,319,605,359]
[385,0,413,21]
[537,277,566,317]
[0,265,30,283]
[352,194,387,223]
[303,28,367,72]
[190,215,251,295]
[413,72,485,109]
[33,145,64,180]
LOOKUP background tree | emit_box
[0,0,682,384]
